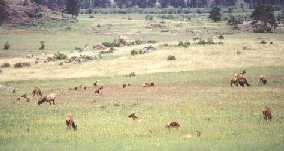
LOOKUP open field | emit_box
[0,14,284,151]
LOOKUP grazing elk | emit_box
[262,106,272,121]
[128,113,138,120]
[95,86,104,95]
[165,122,180,129]
[122,83,131,88]
[66,113,77,130]
[93,81,98,87]
[258,75,268,86]
[32,87,42,97]
[230,72,250,87]
[37,93,56,105]
[143,82,155,87]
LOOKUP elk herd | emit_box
[12,70,274,131]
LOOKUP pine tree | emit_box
[65,0,80,17]
[0,0,8,25]
[209,7,222,22]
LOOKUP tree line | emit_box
[32,0,284,9]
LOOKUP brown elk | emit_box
[262,106,272,121]
[230,73,250,87]
[37,93,56,105]
[258,75,267,85]
[165,122,180,129]
[143,82,155,87]
[66,112,77,130]
[95,86,104,94]
[128,113,138,120]
[32,87,42,97]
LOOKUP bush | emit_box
[1,62,10,68]
[14,62,31,68]
[218,35,224,39]
[131,50,138,56]
[178,41,190,48]
[260,40,267,44]
[3,41,10,50]
[54,52,67,60]
[167,55,176,60]
[89,15,95,18]
[145,15,154,20]
[39,41,45,50]
[209,7,222,22]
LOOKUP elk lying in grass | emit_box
[165,122,180,129]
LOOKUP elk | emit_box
[258,75,268,85]
[37,93,56,105]
[95,86,104,94]
[32,87,42,97]
[165,122,180,129]
[262,106,272,121]
[66,112,77,130]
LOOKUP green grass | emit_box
[0,66,284,151]
[0,13,284,151]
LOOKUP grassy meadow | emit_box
[0,14,284,151]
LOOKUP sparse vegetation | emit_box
[14,62,31,68]
[1,62,10,68]
[54,52,68,60]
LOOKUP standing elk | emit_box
[262,106,272,121]
[37,93,56,105]
[258,75,268,85]
[32,87,42,97]
[66,112,77,130]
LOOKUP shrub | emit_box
[145,15,154,20]
[14,62,31,68]
[260,40,267,44]
[218,35,224,40]
[0,69,2,73]
[178,41,190,48]
[131,50,138,56]
[89,15,95,18]
[54,52,67,60]
[209,7,222,22]
[167,55,176,60]
[1,62,10,68]
[251,5,277,33]
[3,41,10,50]
[39,41,45,50]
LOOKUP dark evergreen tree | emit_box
[65,0,80,17]
[0,0,8,25]
[251,5,277,32]
[209,7,222,22]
